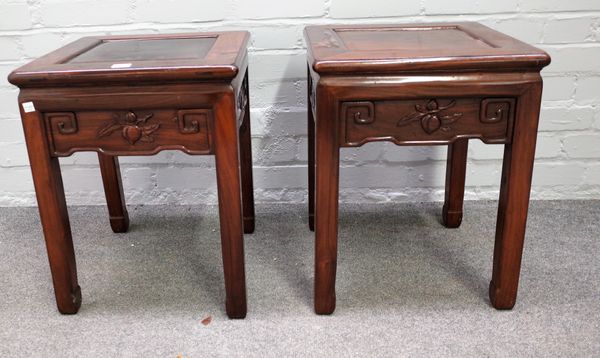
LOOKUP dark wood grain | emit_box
[239,72,255,234]
[442,139,468,228]
[214,91,247,318]
[98,154,129,233]
[305,22,550,75]
[44,108,213,156]
[8,32,250,86]
[308,66,315,231]
[313,81,340,315]
[305,22,550,314]
[21,106,81,314]
[489,80,543,309]
[10,32,252,318]
[341,97,514,146]
[67,37,217,63]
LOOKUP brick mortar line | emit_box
[3,155,600,170]
[1,4,598,203]
[2,10,600,35]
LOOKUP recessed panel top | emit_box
[335,26,494,52]
[8,31,250,87]
[66,37,217,63]
[305,22,550,75]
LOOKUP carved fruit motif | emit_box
[397,99,463,134]
[97,111,160,145]
[122,126,142,144]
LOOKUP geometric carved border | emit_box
[342,101,375,124]
[47,112,78,135]
[176,109,210,134]
[480,98,515,124]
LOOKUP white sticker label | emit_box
[22,102,36,113]
[110,63,132,69]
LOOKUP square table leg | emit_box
[21,108,81,314]
[314,88,339,315]
[239,73,255,234]
[214,92,248,319]
[490,81,542,309]
[443,139,469,228]
[98,153,129,233]
[308,75,315,231]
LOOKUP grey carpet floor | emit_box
[0,201,598,357]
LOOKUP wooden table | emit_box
[304,22,551,314]
[8,31,254,318]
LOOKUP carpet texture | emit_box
[0,201,598,357]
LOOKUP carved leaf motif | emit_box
[397,111,423,126]
[137,113,153,124]
[143,123,160,135]
[140,135,154,143]
[439,113,462,125]
[97,123,123,138]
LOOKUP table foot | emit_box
[57,285,82,314]
[99,154,129,233]
[442,139,468,228]
[489,280,516,310]
[314,294,336,315]
[226,299,248,319]
[442,205,463,228]
[243,216,255,234]
[109,215,130,234]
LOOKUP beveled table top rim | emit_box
[8,31,250,88]
[305,22,551,75]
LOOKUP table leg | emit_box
[489,82,542,309]
[21,108,81,314]
[239,74,255,234]
[98,153,129,233]
[314,88,339,315]
[308,75,315,231]
[442,139,468,228]
[214,92,247,318]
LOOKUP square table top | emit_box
[304,22,550,75]
[8,31,249,87]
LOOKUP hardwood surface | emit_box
[305,22,550,75]
[9,31,253,318]
[8,32,249,86]
[98,153,129,233]
[239,72,256,234]
[341,97,514,146]
[67,37,217,63]
[21,107,81,314]
[305,22,550,314]
[307,67,315,231]
[442,139,468,228]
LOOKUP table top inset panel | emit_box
[9,31,249,87]
[66,37,217,63]
[305,22,550,75]
[335,26,494,52]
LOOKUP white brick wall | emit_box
[1,0,599,206]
